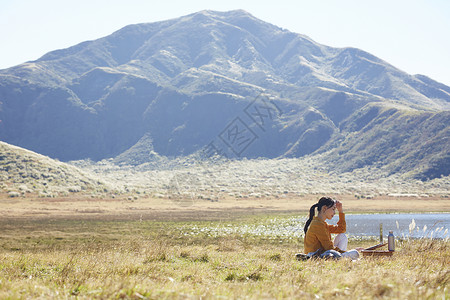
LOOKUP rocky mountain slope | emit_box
[0,10,448,179]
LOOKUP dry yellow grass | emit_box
[0,216,448,299]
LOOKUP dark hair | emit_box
[303,197,336,234]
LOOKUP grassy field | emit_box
[2,120,449,299]
[0,206,449,299]
[1,193,450,221]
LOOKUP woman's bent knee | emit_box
[341,249,359,260]
[334,233,348,251]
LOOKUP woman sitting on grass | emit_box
[296,197,362,260]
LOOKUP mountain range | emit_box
[0,10,449,180]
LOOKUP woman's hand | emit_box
[336,200,343,213]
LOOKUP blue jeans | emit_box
[307,234,360,260]
[319,249,342,259]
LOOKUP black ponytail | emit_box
[303,204,318,234]
[303,197,336,234]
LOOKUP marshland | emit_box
[1,193,449,299]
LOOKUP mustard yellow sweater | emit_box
[304,213,346,254]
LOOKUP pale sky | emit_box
[1,0,449,86]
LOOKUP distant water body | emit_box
[328,213,450,239]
